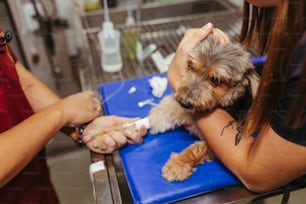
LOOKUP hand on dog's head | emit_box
[174,33,259,113]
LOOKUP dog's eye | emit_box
[210,77,221,86]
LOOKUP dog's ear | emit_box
[187,51,205,73]
[246,69,260,99]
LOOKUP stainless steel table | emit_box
[89,151,306,204]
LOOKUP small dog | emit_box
[147,32,260,182]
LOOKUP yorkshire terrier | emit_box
[147,31,260,182]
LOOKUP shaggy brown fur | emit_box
[148,32,260,182]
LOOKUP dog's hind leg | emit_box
[162,141,213,182]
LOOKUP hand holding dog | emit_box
[168,23,213,90]
[82,116,147,154]
[150,23,257,181]
[167,23,230,91]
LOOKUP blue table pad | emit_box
[98,73,241,204]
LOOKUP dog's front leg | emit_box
[148,95,190,134]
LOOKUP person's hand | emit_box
[52,91,101,127]
[213,28,230,43]
[167,23,230,91]
[82,116,147,154]
[168,23,213,91]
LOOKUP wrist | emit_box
[61,124,87,147]
[49,102,71,127]
[75,123,89,147]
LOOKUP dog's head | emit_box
[174,33,259,112]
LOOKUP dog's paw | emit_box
[162,153,195,182]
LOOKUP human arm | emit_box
[0,63,101,187]
[82,116,147,154]
[15,61,61,111]
[15,61,100,140]
[167,23,306,192]
[195,109,306,192]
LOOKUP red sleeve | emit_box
[7,45,17,63]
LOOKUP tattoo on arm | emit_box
[221,120,235,136]
[221,120,243,146]
[235,124,243,145]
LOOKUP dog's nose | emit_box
[177,98,193,109]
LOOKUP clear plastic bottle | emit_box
[98,0,122,72]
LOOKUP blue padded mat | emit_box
[98,73,241,204]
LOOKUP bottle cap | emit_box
[103,21,114,30]
[135,117,151,130]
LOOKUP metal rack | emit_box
[74,0,242,91]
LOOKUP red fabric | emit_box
[0,29,59,203]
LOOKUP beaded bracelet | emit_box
[77,123,88,146]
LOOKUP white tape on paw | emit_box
[135,117,151,130]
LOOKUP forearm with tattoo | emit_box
[221,120,243,145]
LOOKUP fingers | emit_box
[179,23,213,50]
[125,126,146,144]
[213,28,230,43]
[103,130,127,150]
[84,130,128,154]
[168,23,213,91]
[83,124,147,153]
[82,116,148,153]
[83,90,102,114]
[190,22,213,44]
[91,95,102,114]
